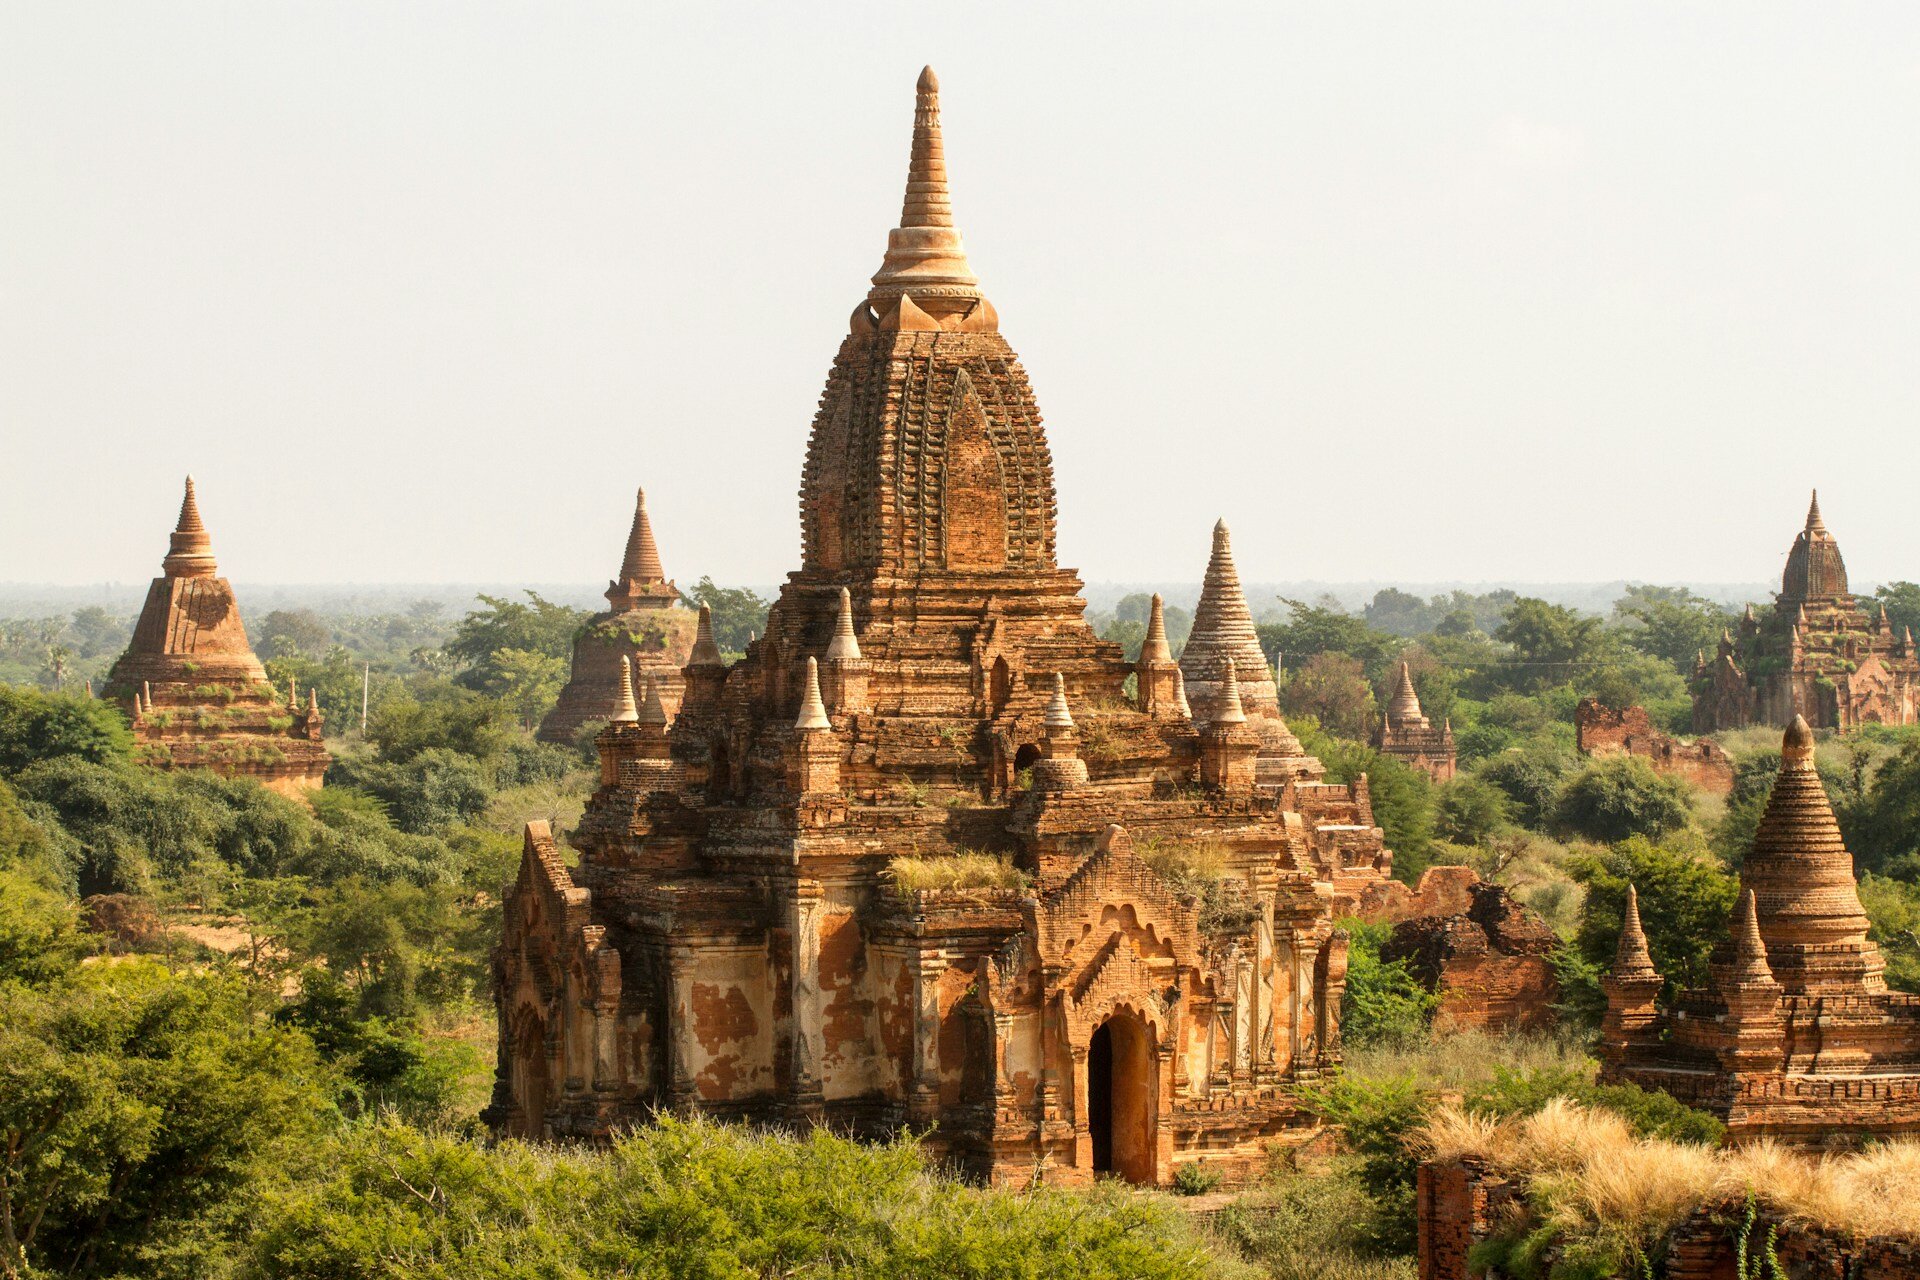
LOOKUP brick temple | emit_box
[105,478,329,796]
[1693,493,1919,731]
[489,68,1410,1186]
[1600,716,1920,1144]
[538,487,696,744]
[1574,697,1732,795]
[1372,662,1456,782]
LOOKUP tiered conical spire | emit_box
[1386,662,1427,729]
[638,669,669,726]
[1213,659,1247,725]
[610,656,639,723]
[1139,593,1173,665]
[1180,520,1279,718]
[795,657,831,731]
[688,603,724,667]
[1782,489,1850,602]
[868,66,981,316]
[1740,715,1881,995]
[1611,884,1659,981]
[162,476,219,577]
[1044,673,1076,730]
[1173,667,1193,720]
[825,587,862,662]
[1725,890,1779,988]
[620,488,665,582]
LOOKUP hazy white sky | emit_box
[3,3,1917,590]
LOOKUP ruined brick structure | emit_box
[1371,662,1456,782]
[1693,493,1919,731]
[1382,876,1558,1034]
[489,69,1382,1187]
[1574,697,1733,795]
[104,478,329,796]
[1600,717,1920,1144]
[539,487,696,744]
[1416,1157,1920,1280]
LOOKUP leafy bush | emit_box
[243,1116,1224,1280]
[1463,1064,1725,1146]
[0,684,132,772]
[1339,918,1438,1049]
[1211,1160,1414,1280]
[1474,743,1577,830]
[1433,775,1512,844]
[1171,1160,1223,1196]
[1300,1073,1431,1253]
[1567,835,1737,995]
[1552,756,1693,843]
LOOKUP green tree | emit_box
[1337,918,1438,1048]
[1610,585,1737,675]
[0,962,328,1280]
[681,577,771,656]
[1552,756,1693,843]
[365,683,515,763]
[1257,597,1400,683]
[254,609,332,661]
[1493,598,1605,694]
[1874,582,1920,640]
[0,685,132,773]
[445,592,586,692]
[1568,834,1739,995]
[480,647,568,731]
[1279,651,1375,739]
[1860,873,1920,993]
[1844,738,1920,876]
[1434,775,1513,845]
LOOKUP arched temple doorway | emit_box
[511,1011,551,1140]
[1087,1012,1156,1184]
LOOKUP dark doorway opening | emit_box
[1086,1013,1156,1184]
[1089,1021,1115,1173]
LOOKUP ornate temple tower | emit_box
[539,487,695,744]
[1693,493,1919,731]
[104,478,329,796]
[490,69,1371,1186]
[1371,662,1456,782]
[1600,717,1920,1144]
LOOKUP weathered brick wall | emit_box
[1576,699,1734,796]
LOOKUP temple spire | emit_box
[688,603,724,668]
[1387,662,1426,729]
[868,66,982,317]
[1611,884,1659,981]
[1173,667,1193,720]
[1140,593,1173,664]
[825,587,862,662]
[1044,673,1076,730]
[162,476,219,578]
[610,656,639,723]
[620,488,665,583]
[637,669,669,726]
[1180,520,1280,721]
[1727,890,1777,988]
[1213,659,1247,725]
[795,657,831,731]
[1806,489,1825,533]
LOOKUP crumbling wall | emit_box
[1577,698,1734,796]
[1382,877,1559,1034]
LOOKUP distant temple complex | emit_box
[538,488,695,744]
[1600,716,1920,1144]
[490,68,1412,1186]
[1693,493,1919,731]
[1372,663,1456,782]
[105,479,329,796]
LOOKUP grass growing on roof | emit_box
[885,850,1029,898]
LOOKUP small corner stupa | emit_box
[104,478,329,795]
[1372,662,1456,781]
[538,486,697,745]
[1601,715,1920,1144]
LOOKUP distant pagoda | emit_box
[105,478,329,795]
[1601,716,1920,1144]
[1693,492,1919,731]
[538,487,696,745]
[1371,662,1455,781]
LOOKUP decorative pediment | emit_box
[1035,825,1201,965]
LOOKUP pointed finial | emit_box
[1782,714,1815,768]
[795,657,831,731]
[1729,889,1776,986]
[162,475,219,577]
[825,587,862,662]
[1213,659,1247,725]
[1044,673,1076,731]
[637,668,669,726]
[688,603,724,667]
[1905,627,1914,649]
[869,65,981,315]
[1806,489,1825,532]
[1139,593,1172,664]
[616,486,666,586]
[1387,661,1424,727]
[307,687,319,714]
[610,655,639,722]
[1612,884,1659,980]
[288,677,297,708]
[1173,666,1193,720]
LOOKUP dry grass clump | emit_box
[885,851,1029,898]
[1421,1099,1920,1249]
[1137,837,1232,890]
[1345,1029,1594,1093]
